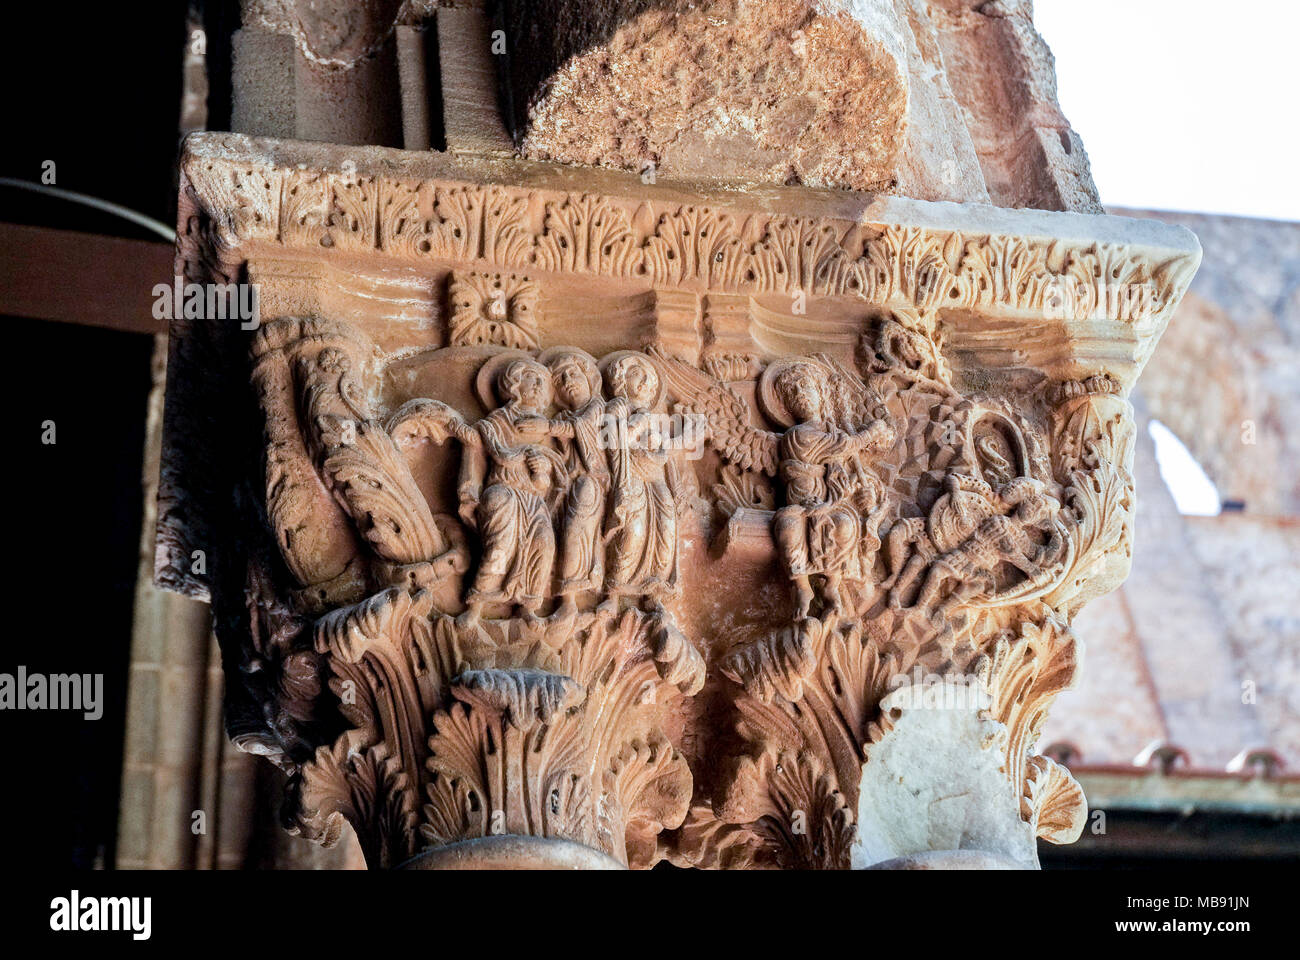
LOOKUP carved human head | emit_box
[1001,478,1058,525]
[776,363,825,422]
[607,354,660,410]
[551,353,595,409]
[497,357,551,412]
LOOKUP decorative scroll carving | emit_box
[163,134,1199,869]
[251,317,471,612]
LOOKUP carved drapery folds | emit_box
[159,134,1199,869]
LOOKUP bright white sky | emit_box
[1036,0,1300,221]
[1149,420,1221,515]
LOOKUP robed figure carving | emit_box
[642,349,896,621]
[601,352,680,609]
[542,347,611,616]
[456,356,571,623]
[763,361,895,619]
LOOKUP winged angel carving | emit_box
[648,347,896,620]
[646,310,1097,640]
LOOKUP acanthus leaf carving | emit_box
[1022,754,1086,844]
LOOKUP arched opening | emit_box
[1148,419,1221,516]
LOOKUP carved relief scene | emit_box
[159,137,1200,870]
[15,0,1300,912]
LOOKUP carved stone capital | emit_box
[158,132,1198,868]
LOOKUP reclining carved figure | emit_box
[902,477,1064,623]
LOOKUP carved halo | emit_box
[757,357,831,428]
[599,350,666,410]
[474,349,545,410]
[538,346,603,405]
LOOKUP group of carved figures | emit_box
[391,348,686,624]
[390,340,1067,635]
[884,474,1064,622]
[764,362,1065,627]
[172,142,1190,866]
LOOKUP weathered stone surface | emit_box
[227,1,1099,208]
[242,0,407,64]
[233,0,406,147]
[890,0,989,204]
[501,0,1100,209]
[437,6,515,155]
[925,0,1100,212]
[505,0,911,191]
[851,681,1041,869]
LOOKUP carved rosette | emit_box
[448,271,540,349]
[159,134,1199,869]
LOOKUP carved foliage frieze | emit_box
[180,146,1199,358]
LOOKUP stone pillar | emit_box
[155,128,1199,867]
[118,333,224,870]
[231,0,406,147]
